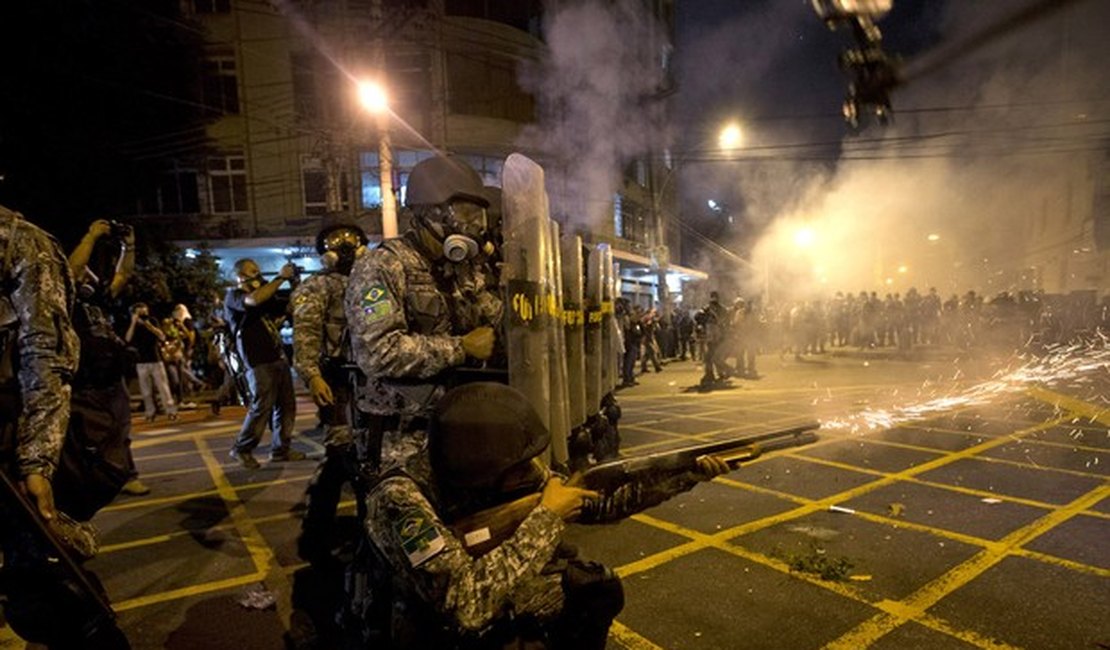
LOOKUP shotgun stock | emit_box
[0,469,117,628]
[451,423,819,556]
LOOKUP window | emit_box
[461,154,504,187]
[302,157,349,216]
[202,57,239,115]
[291,53,320,122]
[193,0,230,14]
[360,149,434,208]
[208,155,247,214]
[158,165,201,214]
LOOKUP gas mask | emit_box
[422,200,488,263]
[319,228,366,275]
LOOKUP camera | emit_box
[108,220,133,241]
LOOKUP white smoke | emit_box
[518,0,669,232]
[678,0,1110,304]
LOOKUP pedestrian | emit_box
[0,204,129,648]
[125,302,178,422]
[291,222,367,564]
[224,259,305,468]
[345,155,496,472]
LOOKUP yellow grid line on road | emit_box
[612,416,1068,647]
[99,500,358,555]
[192,435,293,632]
[623,511,1024,650]
[857,435,1110,476]
[608,621,665,650]
[823,482,1110,649]
[100,473,314,513]
[1028,386,1110,426]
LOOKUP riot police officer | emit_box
[292,221,367,563]
[0,205,128,648]
[345,155,497,472]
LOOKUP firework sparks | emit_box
[820,340,1110,435]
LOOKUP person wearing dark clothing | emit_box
[225,258,305,469]
[125,303,177,422]
[617,300,641,387]
[700,292,731,385]
[67,220,148,497]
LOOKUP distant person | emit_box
[125,302,178,422]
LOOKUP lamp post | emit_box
[357,80,397,239]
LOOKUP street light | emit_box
[718,122,744,151]
[357,79,397,239]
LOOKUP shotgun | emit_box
[450,423,819,556]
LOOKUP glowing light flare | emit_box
[794,226,816,249]
[897,265,908,274]
[718,123,743,150]
[927,233,940,242]
[357,80,389,113]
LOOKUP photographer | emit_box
[225,259,304,469]
[60,220,150,504]
[125,302,178,423]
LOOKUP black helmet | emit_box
[429,383,550,489]
[405,156,490,209]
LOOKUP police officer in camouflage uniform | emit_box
[292,221,368,564]
[345,156,497,472]
[365,382,728,648]
[0,205,128,648]
[365,382,617,649]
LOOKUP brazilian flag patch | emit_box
[395,508,446,567]
[361,283,394,322]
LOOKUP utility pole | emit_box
[370,0,397,238]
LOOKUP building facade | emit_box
[131,0,703,301]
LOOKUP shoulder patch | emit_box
[360,283,394,322]
[394,508,446,567]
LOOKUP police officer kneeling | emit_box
[364,382,621,649]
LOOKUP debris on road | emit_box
[238,584,277,611]
[828,505,856,514]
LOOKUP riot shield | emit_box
[501,153,553,458]
[560,234,586,430]
[599,243,618,396]
[547,221,570,467]
[584,245,604,415]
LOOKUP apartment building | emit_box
[133,0,704,304]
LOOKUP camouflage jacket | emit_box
[291,271,349,382]
[0,206,79,479]
[365,454,565,636]
[345,232,467,418]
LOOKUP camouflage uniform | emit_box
[0,207,127,648]
[346,232,489,468]
[291,270,360,564]
[364,453,567,645]
[292,271,353,447]
[0,205,79,479]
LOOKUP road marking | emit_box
[822,482,1110,649]
[114,573,264,612]
[194,435,293,632]
[98,500,358,556]
[1028,386,1110,426]
[609,620,665,650]
[138,427,180,436]
[100,474,314,512]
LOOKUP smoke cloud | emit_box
[678,0,1109,305]
[517,0,668,233]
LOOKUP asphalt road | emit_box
[1,346,1107,649]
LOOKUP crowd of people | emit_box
[615,284,1110,393]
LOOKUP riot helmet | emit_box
[315,222,368,275]
[429,382,550,490]
[405,156,490,263]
